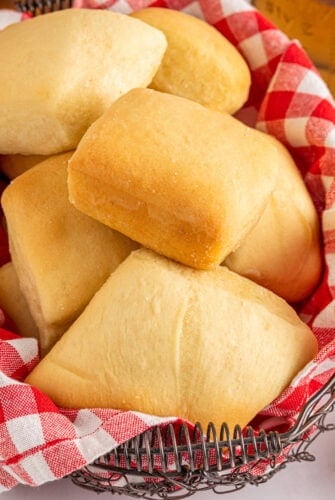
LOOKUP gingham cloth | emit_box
[0,0,335,492]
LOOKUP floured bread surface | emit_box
[0,154,49,179]
[26,249,317,429]
[131,8,251,114]
[1,153,138,354]
[68,88,278,270]
[0,262,39,339]
[225,136,323,302]
[0,9,167,155]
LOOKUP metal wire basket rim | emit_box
[15,0,73,11]
[78,373,335,481]
[71,373,335,498]
[107,373,335,457]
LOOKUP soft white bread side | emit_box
[1,153,138,354]
[0,154,49,179]
[225,136,322,303]
[68,88,278,270]
[131,8,251,114]
[0,262,39,339]
[26,249,318,430]
[0,9,167,155]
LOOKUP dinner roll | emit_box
[0,9,167,155]
[0,262,38,339]
[131,8,251,114]
[68,88,278,270]
[1,153,138,354]
[0,154,50,179]
[225,136,322,302]
[26,249,317,430]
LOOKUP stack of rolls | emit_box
[0,8,321,429]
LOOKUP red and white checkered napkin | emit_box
[1,0,335,492]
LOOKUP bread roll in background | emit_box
[26,249,318,430]
[225,137,322,302]
[0,262,39,339]
[131,8,251,114]
[68,88,278,270]
[0,9,167,155]
[0,154,50,179]
[1,153,139,355]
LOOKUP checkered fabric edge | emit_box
[0,0,334,491]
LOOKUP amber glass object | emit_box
[253,0,335,95]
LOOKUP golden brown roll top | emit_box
[131,8,251,114]
[68,88,278,270]
[26,249,318,429]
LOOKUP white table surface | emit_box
[2,430,334,500]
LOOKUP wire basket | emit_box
[15,0,73,16]
[69,374,335,498]
[9,1,335,496]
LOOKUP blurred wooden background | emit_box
[0,0,16,9]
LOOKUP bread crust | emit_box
[131,8,251,114]
[68,88,278,269]
[225,136,323,302]
[1,153,138,354]
[0,9,167,155]
[0,262,39,339]
[26,249,318,429]
[0,154,49,179]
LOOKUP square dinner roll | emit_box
[1,153,138,354]
[68,88,279,270]
[131,8,251,114]
[0,9,167,155]
[225,136,322,302]
[26,249,317,430]
[0,262,38,339]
